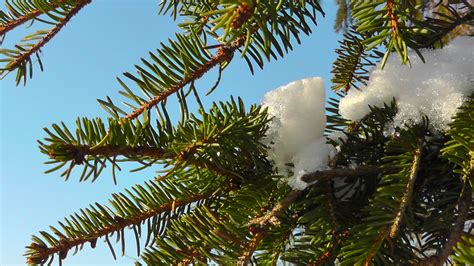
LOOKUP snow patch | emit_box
[262,77,333,190]
[339,37,474,132]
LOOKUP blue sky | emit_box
[1,1,341,265]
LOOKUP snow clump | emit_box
[262,77,333,190]
[339,37,474,132]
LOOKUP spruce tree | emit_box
[1,0,473,265]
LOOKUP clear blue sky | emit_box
[1,1,341,265]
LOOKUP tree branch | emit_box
[125,35,246,120]
[389,144,423,238]
[301,165,398,184]
[5,0,91,71]
[26,192,211,264]
[238,230,266,265]
[1,8,45,36]
[417,182,472,266]
[248,190,303,227]
[49,144,166,165]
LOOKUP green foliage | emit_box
[339,122,427,265]
[453,234,474,264]
[441,94,474,182]
[348,0,474,66]
[40,97,270,184]
[1,0,472,265]
[331,28,383,92]
[0,0,91,85]
[25,168,227,264]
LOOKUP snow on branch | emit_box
[339,37,474,132]
[262,77,333,190]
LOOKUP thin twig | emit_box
[125,35,246,120]
[26,193,212,264]
[301,165,397,184]
[416,181,472,266]
[248,190,303,227]
[1,8,44,36]
[238,230,266,265]
[389,144,423,238]
[6,0,92,71]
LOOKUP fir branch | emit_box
[1,8,44,36]
[301,165,397,184]
[310,230,349,265]
[417,180,472,265]
[389,144,423,238]
[417,2,474,48]
[4,0,92,71]
[250,165,398,228]
[0,1,63,36]
[240,189,303,264]
[331,28,382,93]
[238,230,266,265]
[25,192,212,264]
[49,144,166,164]
[124,28,247,121]
[249,190,303,227]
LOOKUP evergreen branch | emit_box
[49,144,166,163]
[1,0,92,85]
[240,189,303,264]
[0,1,61,36]
[249,190,303,227]
[310,230,349,265]
[415,2,474,48]
[417,182,472,265]
[331,28,382,93]
[339,122,429,265]
[124,28,247,121]
[301,165,397,184]
[238,230,266,265]
[5,0,91,71]
[103,1,324,121]
[142,205,248,264]
[1,8,44,36]
[250,165,399,229]
[389,143,423,238]
[25,183,216,264]
[41,98,270,183]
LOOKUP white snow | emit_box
[261,38,473,190]
[339,37,474,132]
[262,77,333,190]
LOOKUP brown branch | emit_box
[249,190,303,227]
[364,229,387,266]
[416,182,472,266]
[1,8,44,36]
[26,193,212,264]
[125,35,246,120]
[249,165,398,228]
[238,230,266,265]
[301,165,398,184]
[240,189,304,264]
[387,0,398,38]
[5,0,91,71]
[309,230,349,266]
[389,145,423,238]
[49,144,166,165]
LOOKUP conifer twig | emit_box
[389,144,423,238]
[125,35,246,120]
[1,7,49,36]
[416,182,472,266]
[26,192,212,264]
[238,230,266,265]
[5,0,92,71]
[301,165,397,184]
